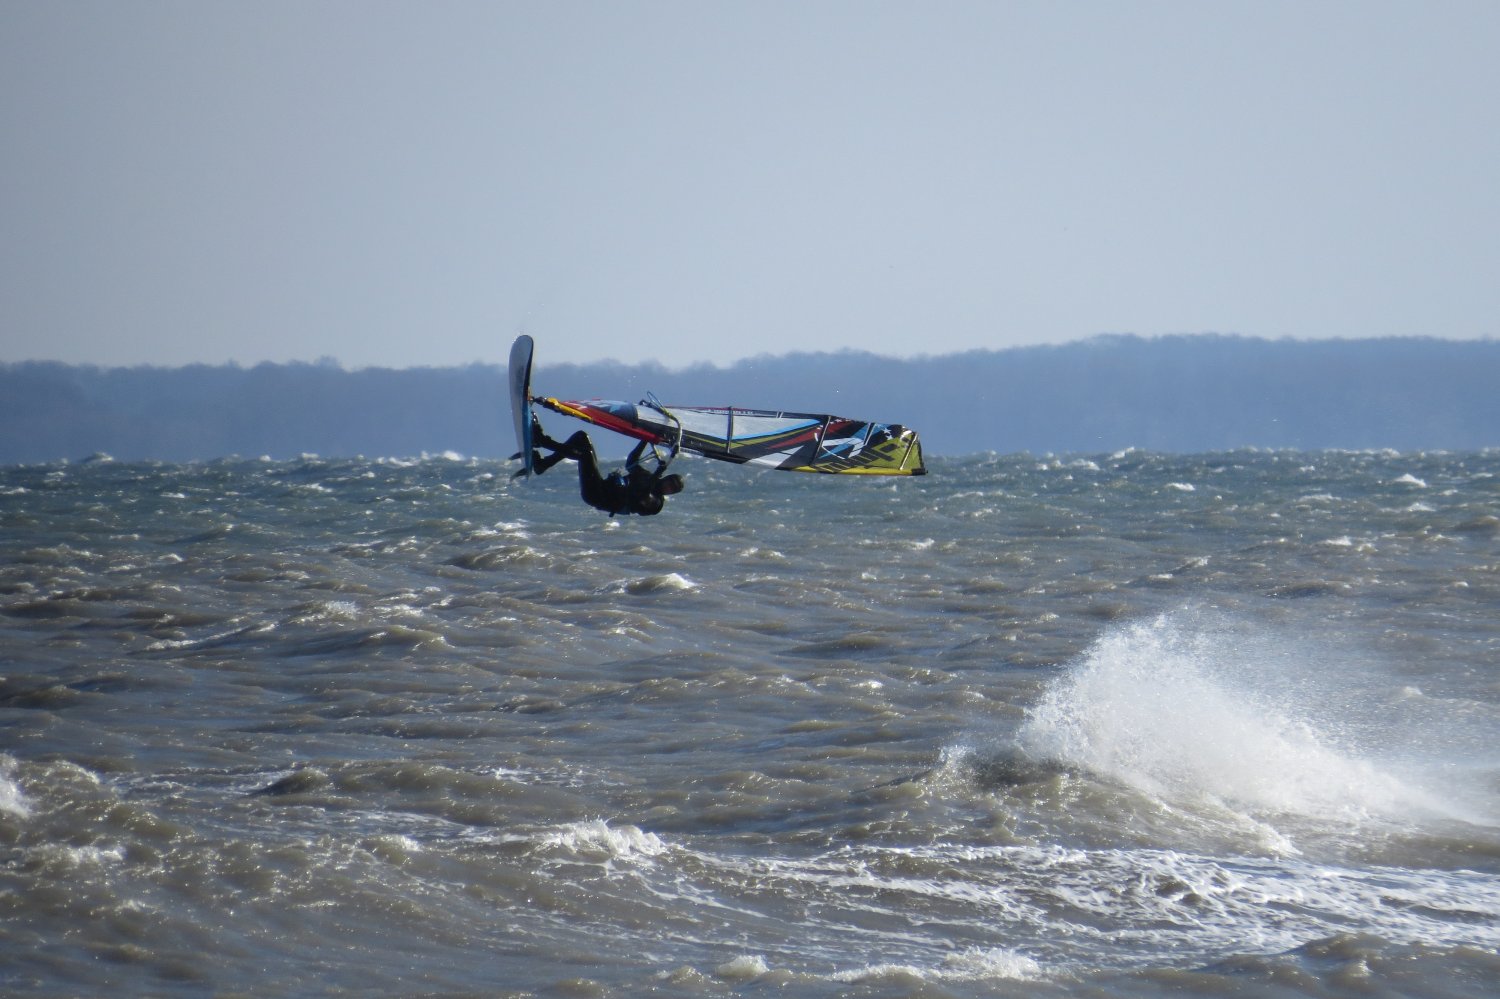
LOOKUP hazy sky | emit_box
[3,1,1497,370]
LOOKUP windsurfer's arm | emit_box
[625,439,650,473]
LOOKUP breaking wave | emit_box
[1017,606,1493,845]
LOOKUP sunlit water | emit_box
[3,450,1498,997]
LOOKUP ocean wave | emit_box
[535,819,668,862]
[1017,606,1492,850]
[832,946,1042,984]
[0,756,30,818]
[446,545,549,570]
[610,573,698,595]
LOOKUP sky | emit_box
[2,1,1497,370]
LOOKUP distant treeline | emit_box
[3,335,1496,463]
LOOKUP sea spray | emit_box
[1015,606,1462,839]
[0,756,30,819]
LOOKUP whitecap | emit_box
[619,573,698,595]
[60,844,126,867]
[832,963,925,984]
[714,955,769,980]
[1393,473,1428,488]
[0,760,30,819]
[939,947,1042,981]
[1017,608,1461,839]
[537,819,667,861]
[738,546,787,561]
[831,948,1041,985]
[362,834,423,863]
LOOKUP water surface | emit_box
[3,449,1498,996]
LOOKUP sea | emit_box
[2,448,1498,998]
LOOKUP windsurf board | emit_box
[508,335,535,478]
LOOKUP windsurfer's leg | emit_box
[531,448,566,475]
[531,415,563,450]
[531,428,591,476]
[563,432,600,476]
[515,415,564,474]
[566,433,615,510]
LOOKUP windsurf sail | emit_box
[537,397,926,476]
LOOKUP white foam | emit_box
[614,573,698,595]
[1018,609,1458,835]
[59,844,126,867]
[323,600,361,620]
[537,819,667,861]
[714,955,769,980]
[939,947,1042,980]
[834,948,1040,983]
[362,834,422,864]
[652,827,1499,980]
[832,963,926,984]
[738,546,787,561]
[0,758,29,819]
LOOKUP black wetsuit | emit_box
[536,432,667,517]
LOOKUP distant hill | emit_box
[2,335,1496,464]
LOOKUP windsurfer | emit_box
[521,421,684,517]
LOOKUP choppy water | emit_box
[2,449,1498,997]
